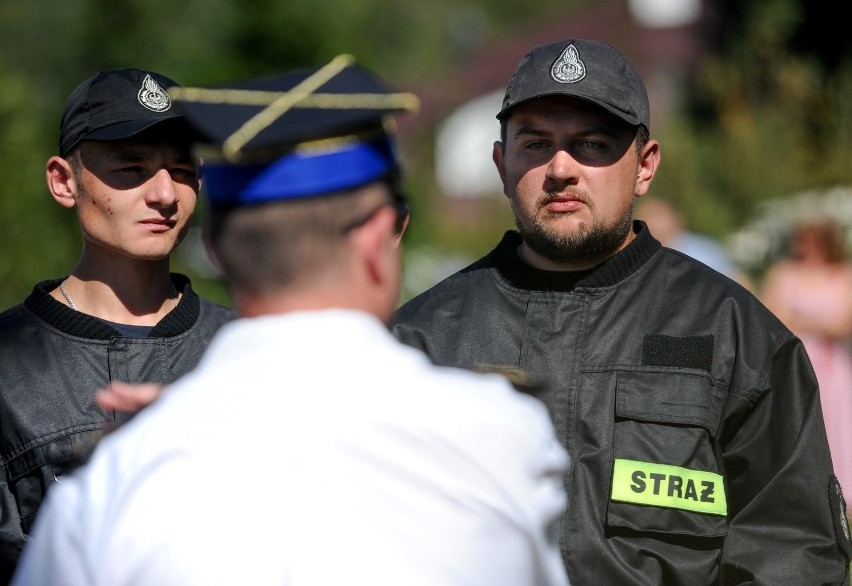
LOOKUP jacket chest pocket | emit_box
[607,370,728,538]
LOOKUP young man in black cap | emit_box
[0,68,234,581]
[12,57,570,586]
[392,39,852,584]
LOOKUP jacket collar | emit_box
[491,220,660,292]
[24,274,201,339]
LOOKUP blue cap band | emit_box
[204,136,397,206]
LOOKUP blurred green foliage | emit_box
[0,0,849,308]
[653,1,852,245]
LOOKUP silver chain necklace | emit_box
[59,279,178,312]
[58,280,77,311]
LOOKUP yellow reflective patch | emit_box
[611,458,727,516]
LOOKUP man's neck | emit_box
[52,259,179,326]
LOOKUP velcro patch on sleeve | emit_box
[611,458,727,516]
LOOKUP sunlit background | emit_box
[0,0,849,307]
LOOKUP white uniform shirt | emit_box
[13,310,570,586]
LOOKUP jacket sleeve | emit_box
[0,467,25,584]
[720,337,851,584]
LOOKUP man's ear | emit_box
[353,206,398,287]
[634,139,661,198]
[492,141,509,196]
[46,156,78,209]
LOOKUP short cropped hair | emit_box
[206,180,394,297]
[66,149,84,183]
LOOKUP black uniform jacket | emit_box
[392,223,852,585]
[0,275,235,583]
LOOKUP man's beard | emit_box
[514,200,634,266]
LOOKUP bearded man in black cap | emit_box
[0,68,234,582]
[392,39,852,584]
[12,57,570,586]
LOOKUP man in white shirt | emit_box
[12,57,570,586]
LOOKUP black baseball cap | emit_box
[59,68,185,157]
[497,39,650,131]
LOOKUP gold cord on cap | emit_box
[169,54,420,162]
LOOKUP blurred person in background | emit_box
[0,68,235,583]
[762,216,852,504]
[12,59,571,586]
[635,195,751,288]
